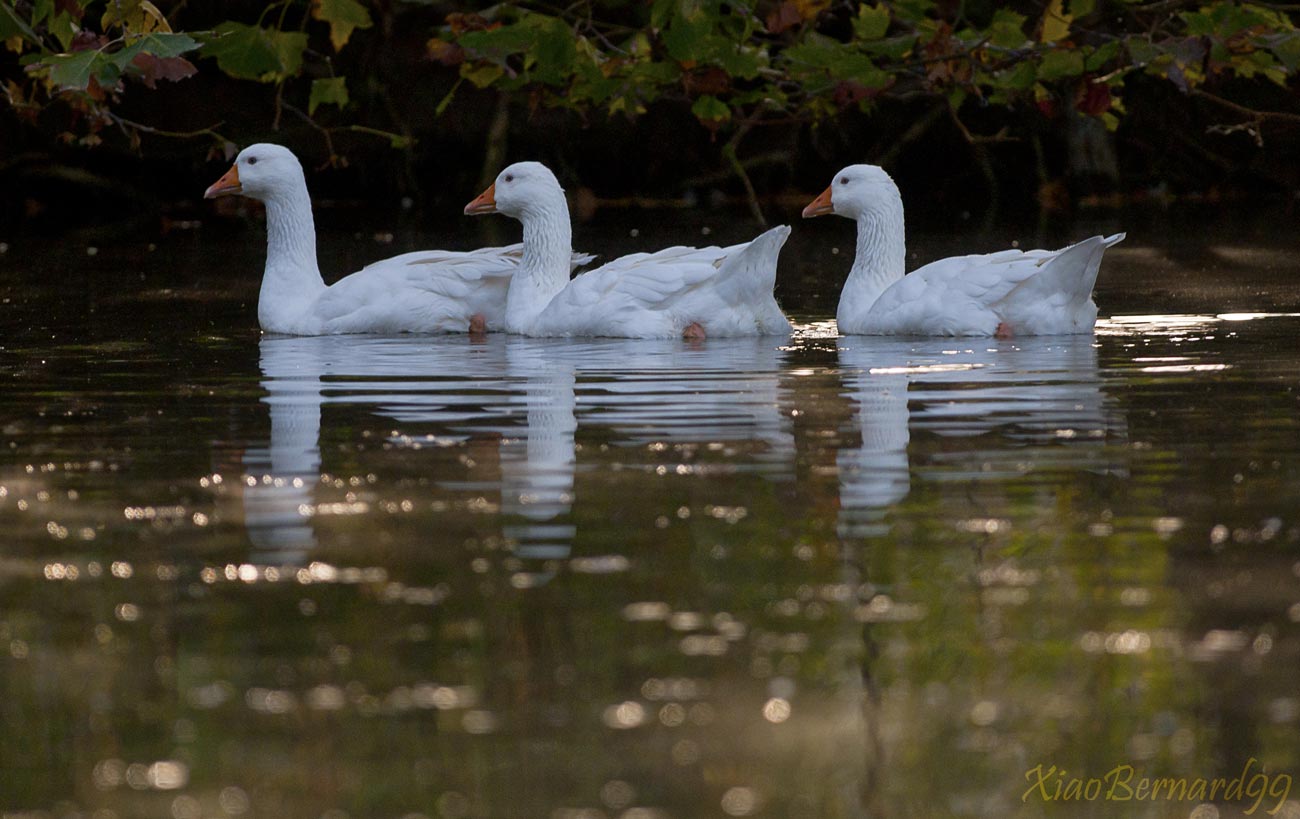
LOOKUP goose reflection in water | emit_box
[836,335,1128,538]
[242,337,328,559]
[244,334,794,563]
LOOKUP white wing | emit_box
[311,245,523,334]
[362,244,596,275]
[861,236,1119,336]
[529,227,791,338]
[300,245,596,334]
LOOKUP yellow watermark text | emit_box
[1022,758,1292,816]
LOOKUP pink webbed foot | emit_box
[682,322,706,342]
[468,313,488,337]
[994,321,1014,339]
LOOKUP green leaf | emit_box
[1268,31,1300,71]
[1038,48,1085,80]
[691,94,730,123]
[1084,40,1120,71]
[454,14,578,87]
[311,0,372,52]
[663,7,712,63]
[1001,60,1037,90]
[569,43,618,103]
[48,11,77,50]
[95,33,194,87]
[785,34,889,88]
[0,3,41,43]
[201,22,306,82]
[628,59,680,85]
[144,32,198,58]
[459,21,539,59]
[201,22,280,79]
[271,31,307,77]
[705,37,764,78]
[44,50,99,89]
[988,9,1028,49]
[890,0,929,24]
[854,4,891,41]
[1230,48,1280,80]
[1180,10,1214,36]
[1124,36,1160,65]
[862,34,916,60]
[527,15,576,85]
[112,32,200,69]
[309,76,349,114]
[650,0,676,30]
[32,0,53,27]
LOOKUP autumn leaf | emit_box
[426,37,464,66]
[102,0,171,34]
[55,0,84,22]
[461,63,505,88]
[311,0,373,52]
[129,52,196,88]
[446,13,494,35]
[795,0,831,19]
[1075,79,1111,115]
[766,3,802,35]
[833,79,876,107]
[682,66,730,96]
[1040,0,1072,43]
[854,4,891,41]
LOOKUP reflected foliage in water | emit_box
[2,236,1300,818]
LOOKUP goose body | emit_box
[464,162,792,339]
[803,164,1123,337]
[204,144,591,336]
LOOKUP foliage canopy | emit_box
[2,0,1298,168]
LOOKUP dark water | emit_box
[3,217,1300,819]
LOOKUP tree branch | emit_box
[1192,89,1300,126]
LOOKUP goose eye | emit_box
[504,174,514,183]
[839,176,848,185]
[247,157,258,166]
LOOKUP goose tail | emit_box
[1023,235,1113,301]
[996,234,1119,334]
[714,225,791,299]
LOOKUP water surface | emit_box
[2,222,1300,819]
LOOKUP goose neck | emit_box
[259,185,326,331]
[841,208,907,318]
[508,198,573,332]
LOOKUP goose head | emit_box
[802,164,901,221]
[205,144,304,202]
[465,161,565,220]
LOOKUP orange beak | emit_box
[464,182,497,215]
[204,164,242,199]
[802,186,834,218]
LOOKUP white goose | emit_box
[463,161,792,339]
[803,164,1124,337]
[204,144,592,335]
